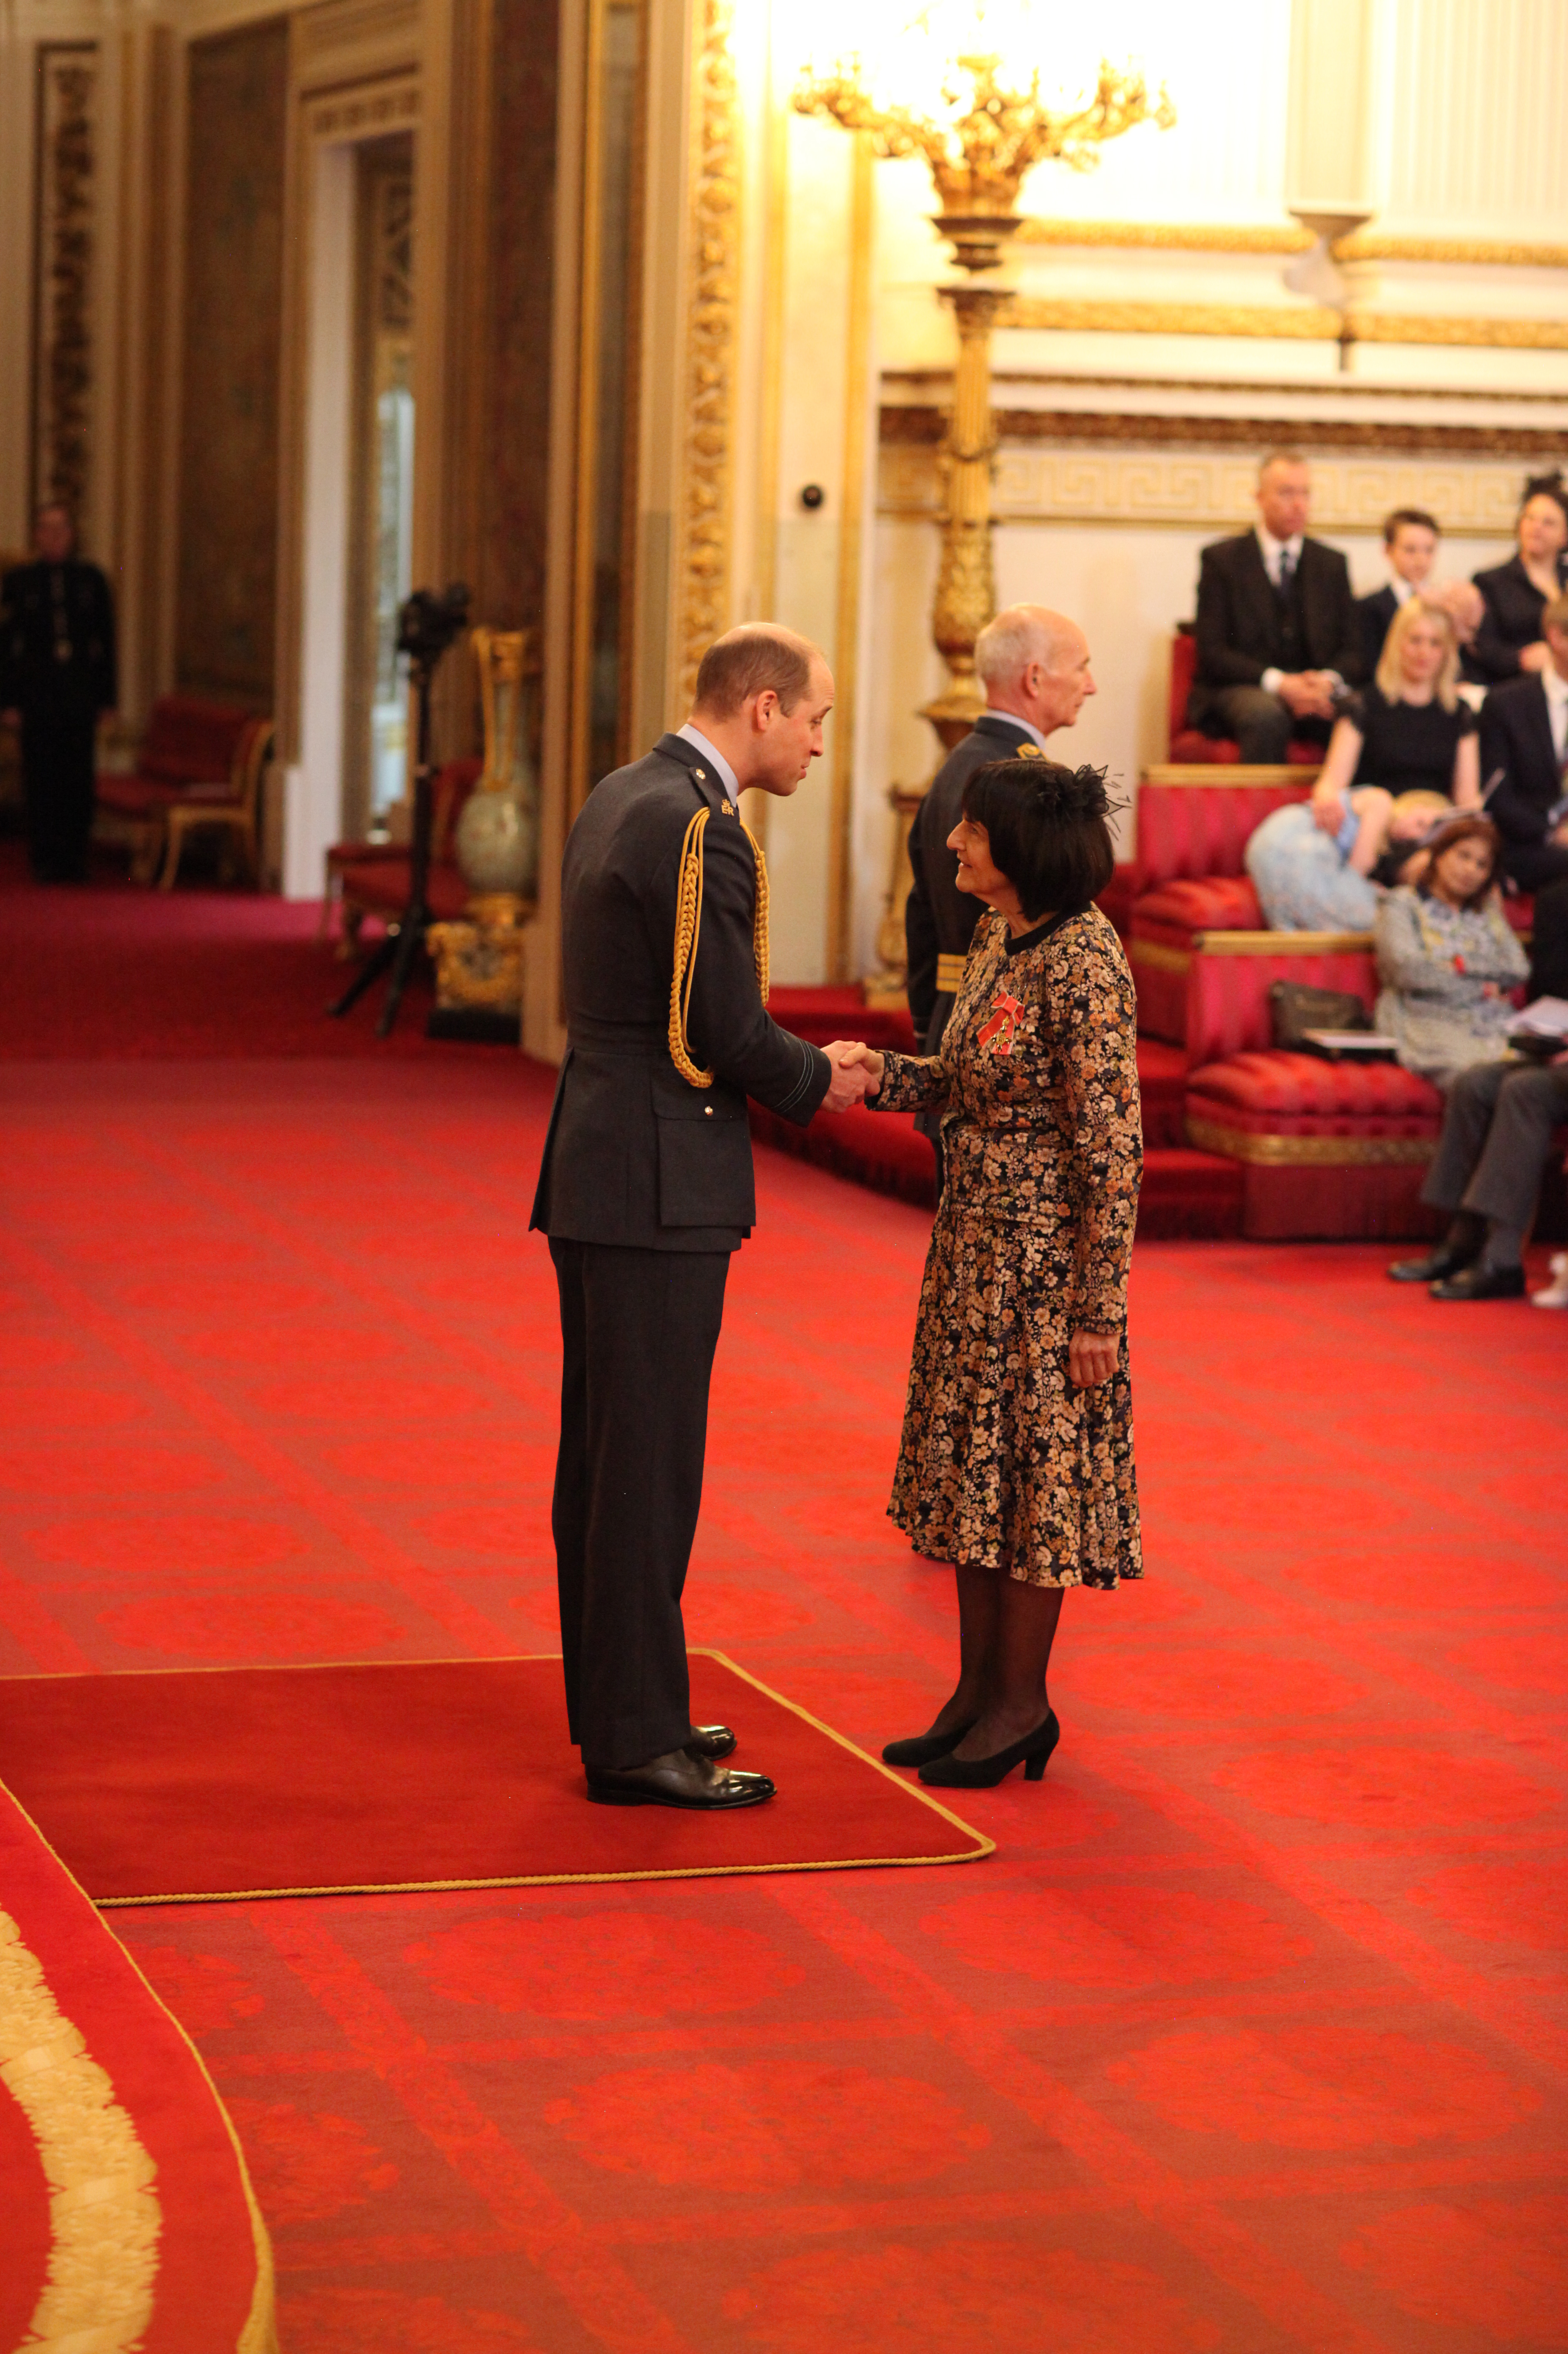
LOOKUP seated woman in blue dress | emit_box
[1375,817,1528,1087]
[1246,599,1478,931]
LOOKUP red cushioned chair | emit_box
[323,758,483,955]
[1185,1050,1443,1240]
[96,697,271,887]
[1167,627,1332,766]
[1127,771,1316,1041]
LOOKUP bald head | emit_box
[974,604,1095,738]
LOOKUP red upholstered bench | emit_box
[1167,627,1333,766]
[1185,1051,1443,1240]
[96,696,271,886]
[1127,769,1316,1042]
[1183,928,1377,1070]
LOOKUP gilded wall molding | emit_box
[1012,218,1568,271]
[1005,295,1568,352]
[1017,216,1312,254]
[292,0,421,96]
[1007,297,1341,342]
[675,0,740,709]
[880,445,1531,537]
[303,78,420,143]
[1334,230,1568,269]
[880,408,1568,461]
[31,42,98,521]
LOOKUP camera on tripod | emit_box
[396,582,471,672]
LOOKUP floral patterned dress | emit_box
[872,903,1142,1588]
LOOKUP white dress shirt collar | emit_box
[982,709,1050,752]
[674,721,740,806]
[1256,524,1305,586]
[1391,573,1415,605]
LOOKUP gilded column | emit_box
[923,284,1005,749]
[675,0,740,710]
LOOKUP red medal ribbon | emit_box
[978,988,1023,1056]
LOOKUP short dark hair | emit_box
[1419,814,1502,911]
[960,759,1116,923]
[693,627,814,718]
[1383,507,1439,544]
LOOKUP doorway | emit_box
[345,133,415,841]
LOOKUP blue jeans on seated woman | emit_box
[1245,803,1379,933]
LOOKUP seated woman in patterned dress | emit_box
[1374,815,1528,1087]
[845,760,1141,1791]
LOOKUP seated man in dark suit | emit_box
[1188,452,1363,762]
[1478,592,1568,892]
[1356,507,1440,678]
[1389,1050,1568,1301]
[905,604,1095,1186]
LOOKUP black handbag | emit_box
[1269,980,1393,1061]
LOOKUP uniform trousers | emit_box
[1420,1059,1568,1235]
[549,1237,729,1770]
[21,702,98,882]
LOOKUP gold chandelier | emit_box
[795,10,1173,737]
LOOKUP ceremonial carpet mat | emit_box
[0,1653,990,1904]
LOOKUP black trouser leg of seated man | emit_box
[1529,875,1568,1002]
[1390,1063,1508,1283]
[549,1239,773,1807]
[1431,1064,1568,1299]
[1204,686,1292,765]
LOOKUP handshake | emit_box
[821,1040,886,1114]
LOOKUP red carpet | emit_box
[0,860,1564,2352]
[0,1655,988,1902]
[0,1783,276,2351]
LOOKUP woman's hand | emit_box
[1068,1330,1118,1389]
[844,1044,884,1097]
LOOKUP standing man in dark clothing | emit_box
[530,625,869,1810]
[0,503,116,882]
[1187,453,1362,763]
[905,604,1096,1184]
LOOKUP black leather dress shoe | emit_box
[1430,1262,1526,1301]
[1388,1243,1475,1283]
[585,1749,775,1809]
[684,1723,737,1761]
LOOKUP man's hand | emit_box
[1068,1330,1118,1389]
[1519,642,1551,674]
[820,1041,872,1113]
[1279,671,1338,721]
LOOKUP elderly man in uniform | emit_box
[904,603,1097,1186]
[0,502,116,883]
[530,625,869,1810]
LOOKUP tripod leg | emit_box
[375,910,428,1037]
[328,928,398,1017]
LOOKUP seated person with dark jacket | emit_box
[1390,1046,1568,1301]
[1187,451,1363,763]
[1468,474,1568,686]
[1478,591,1568,892]
[1356,508,1441,678]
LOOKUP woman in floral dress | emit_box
[849,759,1141,1789]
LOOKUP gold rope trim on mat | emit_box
[0,1903,160,2350]
[43,1650,991,1904]
[1191,927,1374,957]
[1186,1115,1436,1167]
[0,1783,278,2352]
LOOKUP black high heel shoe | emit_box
[918,1711,1059,1789]
[881,1721,977,1769]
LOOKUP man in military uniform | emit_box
[904,604,1096,1182]
[530,625,869,1810]
[0,503,117,883]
